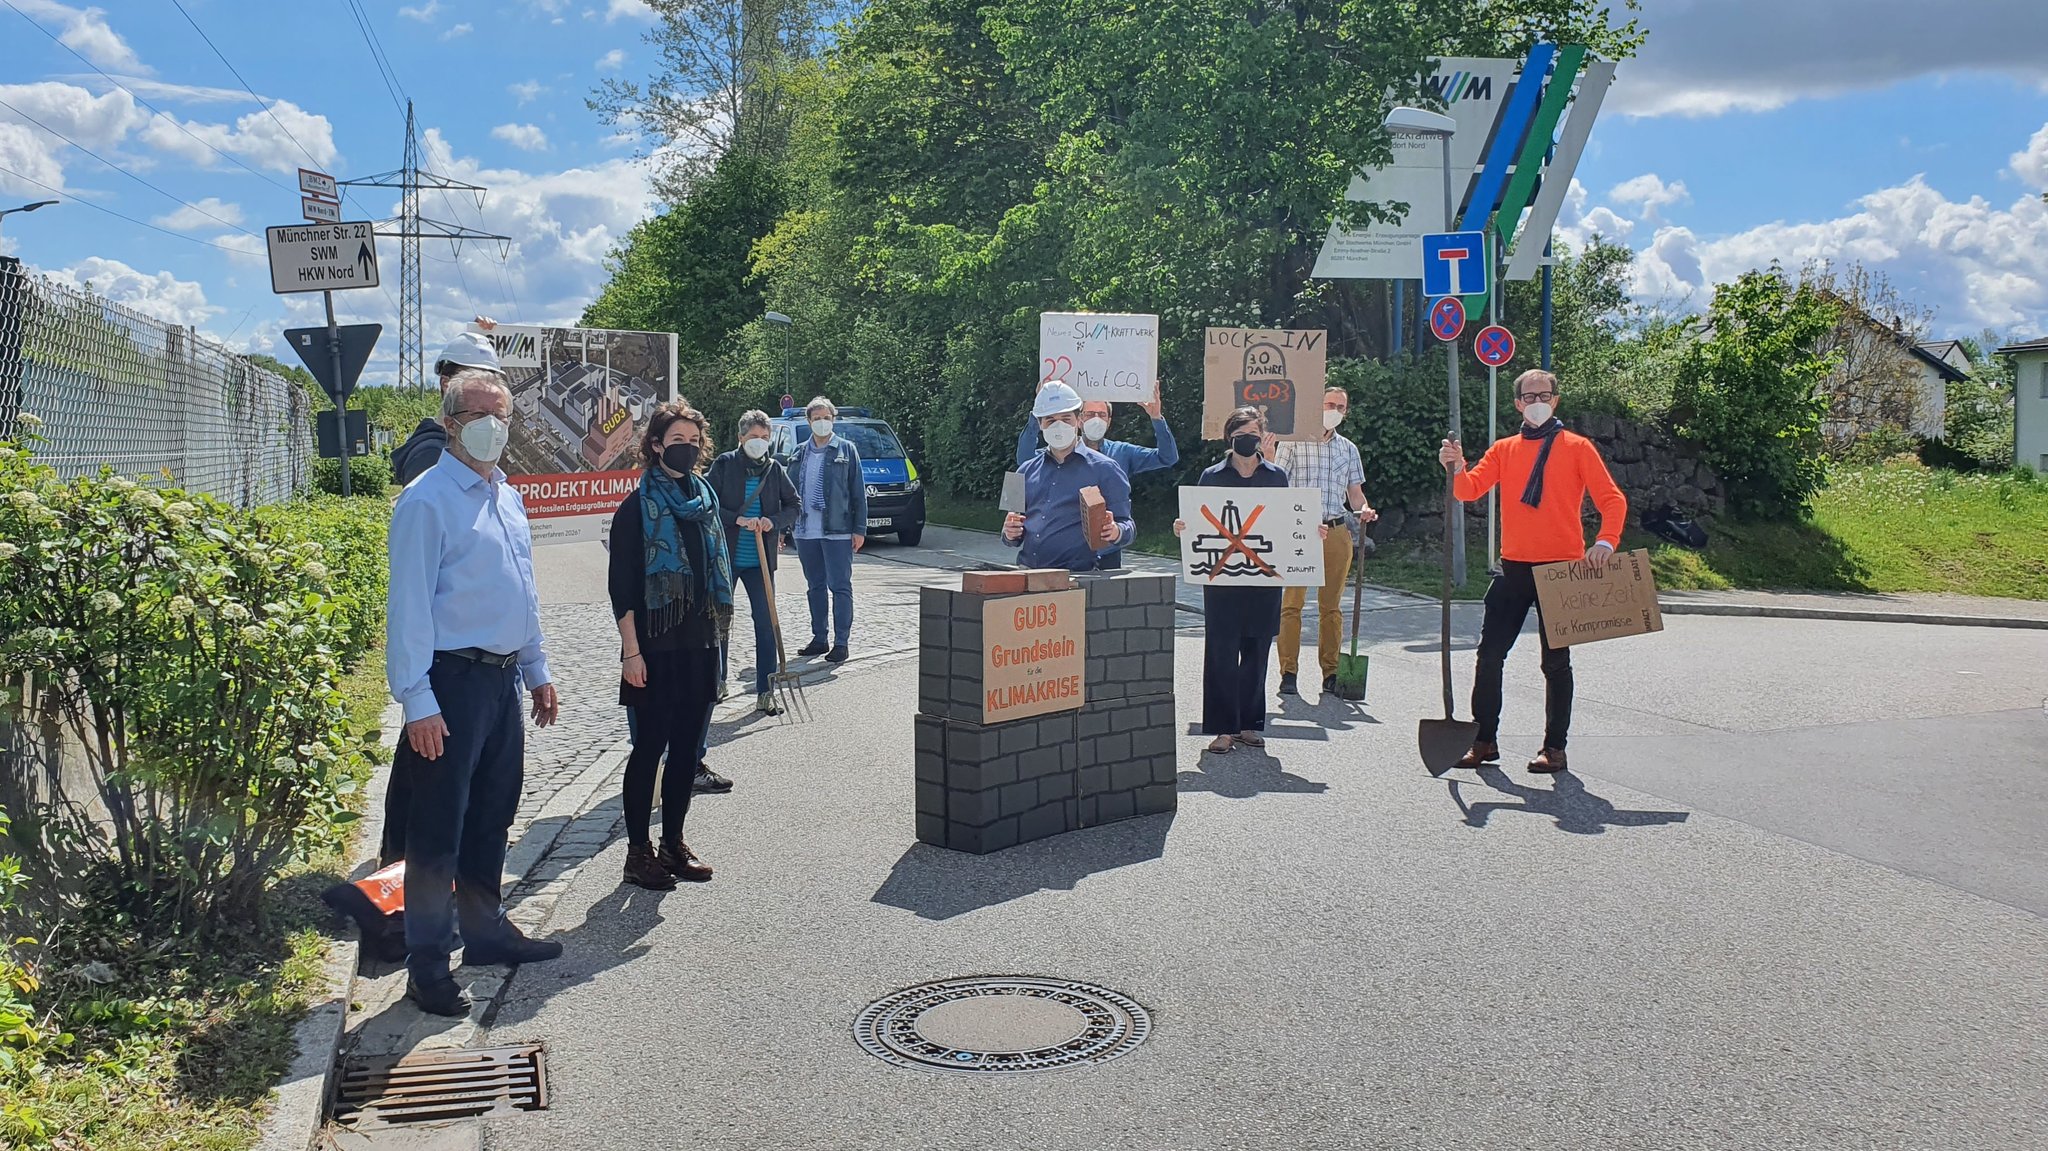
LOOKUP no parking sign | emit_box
[1474,325,1516,368]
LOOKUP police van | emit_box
[769,408,926,546]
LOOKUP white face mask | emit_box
[1082,416,1110,442]
[1322,408,1345,430]
[458,413,509,463]
[1522,401,1554,427]
[743,437,770,460]
[810,418,834,439]
[1042,422,1079,451]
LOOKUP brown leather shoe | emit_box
[659,841,713,883]
[624,843,676,891]
[1453,741,1500,770]
[1528,747,1568,774]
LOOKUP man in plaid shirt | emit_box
[1270,386,1377,698]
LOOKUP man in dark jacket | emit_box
[707,409,800,714]
[390,330,505,489]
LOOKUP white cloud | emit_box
[14,0,150,77]
[44,257,220,327]
[509,80,548,105]
[491,123,551,152]
[0,122,69,195]
[138,98,339,173]
[210,232,266,267]
[1614,0,2048,117]
[0,81,150,153]
[442,22,474,40]
[65,75,252,106]
[1624,154,2048,332]
[606,0,655,20]
[596,49,627,72]
[2011,123,2048,191]
[1609,174,1691,222]
[150,196,244,231]
[398,0,442,20]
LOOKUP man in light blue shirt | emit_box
[385,369,563,1016]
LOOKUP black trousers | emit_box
[402,655,524,981]
[381,743,420,865]
[621,648,720,847]
[1472,559,1574,750]
[1202,634,1274,735]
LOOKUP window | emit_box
[834,420,907,460]
[2039,362,2048,399]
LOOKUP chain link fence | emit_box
[0,256,314,508]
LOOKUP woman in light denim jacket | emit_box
[789,396,867,662]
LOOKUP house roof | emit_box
[1906,343,1971,383]
[1917,339,1966,364]
[1996,336,2048,355]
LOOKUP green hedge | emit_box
[312,453,392,496]
[246,494,392,668]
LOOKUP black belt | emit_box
[439,647,518,668]
[1323,516,1350,528]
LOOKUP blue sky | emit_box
[3,0,2046,388]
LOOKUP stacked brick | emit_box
[915,572,1178,854]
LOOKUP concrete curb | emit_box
[253,701,403,1151]
[1656,600,2048,630]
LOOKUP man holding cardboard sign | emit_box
[1003,381,1136,571]
[1438,370,1627,774]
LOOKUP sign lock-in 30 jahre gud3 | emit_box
[981,590,1087,723]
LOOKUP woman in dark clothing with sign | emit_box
[706,410,800,714]
[1174,407,1324,754]
[610,403,733,891]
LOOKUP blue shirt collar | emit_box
[434,451,505,489]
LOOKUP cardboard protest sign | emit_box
[982,590,1087,723]
[1202,327,1327,441]
[1039,312,1158,403]
[1532,548,1665,648]
[1177,486,1323,588]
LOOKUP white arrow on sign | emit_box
[266,222,381,295]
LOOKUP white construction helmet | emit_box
[435,330,502,375]
[1031,380,1084,419]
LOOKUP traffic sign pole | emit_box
[1440,136,1465,588]
[1486,238,1499,575]
[325,290,349,498]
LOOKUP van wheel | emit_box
[896,524,923,547]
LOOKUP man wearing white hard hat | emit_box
[1002,380,1136,571]
[391,323,506,488]
[1012,378,1176,570]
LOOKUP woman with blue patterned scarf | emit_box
[610,403,734,891]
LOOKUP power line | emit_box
[0,161,250,253]
[340,0,408,117]
[1,0,298,197]
[167,0,327,172]
[0,94,259,237]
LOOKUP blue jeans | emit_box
[403,654,524,982]
[795,536,854,646]
[733,564,777,692]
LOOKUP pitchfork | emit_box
[751,526,812,721]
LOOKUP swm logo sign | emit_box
[1423,71,1494,103]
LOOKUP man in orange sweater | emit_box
[1437,370,1627,773]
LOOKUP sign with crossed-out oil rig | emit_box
[1177,487,1324,588]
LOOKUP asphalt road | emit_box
[467,542,2048,1151]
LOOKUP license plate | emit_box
[868,518,894,528]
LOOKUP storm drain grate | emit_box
[333,1044,548,1127]
[854,976,1150,1074]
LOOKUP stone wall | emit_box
[1370,413,1723,543]
[915,572,1177,855]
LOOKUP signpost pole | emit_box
[1440,134,1465,586]
[1486,235,1499,575]
[324,288,350,498]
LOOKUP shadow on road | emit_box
[870,815,1173,921]
[1450,768,1690,835]
[1177,747,1332,799]
[481,882,672,1033]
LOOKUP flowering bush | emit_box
[0,432,375,935]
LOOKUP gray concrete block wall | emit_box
[916,572,1179,855]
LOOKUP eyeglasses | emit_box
[450,409,503,421]
[1516,391,1557,403]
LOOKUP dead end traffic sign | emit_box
[1429,296,1466,342]
[1474,325,1516,368]
[267,222,380,294]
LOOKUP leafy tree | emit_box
[1671,268,1839,520]
[1938,332,2016,472]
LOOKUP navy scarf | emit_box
[1519,418,1564,509]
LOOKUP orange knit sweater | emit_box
[1452,429,1627,563]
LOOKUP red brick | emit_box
[1079,485,1112,549]
[961,571,1029,595]
[1022,568,1073,592]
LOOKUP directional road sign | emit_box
[1429,296,1466,343]
[267,222,380,294]
[299,168,338,200]
[301,196,340,224]
[1474,324,1516,368]
[1421,230,1490,299]
[283,323,382,401]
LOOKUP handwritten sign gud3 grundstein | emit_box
[1532,548,1665,647]
[1176,487,1324,588]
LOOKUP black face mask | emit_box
[1230,434,1261,458]
[661,443,701,474]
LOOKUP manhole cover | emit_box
[854,977,1150,1073]
[332,1044,547,1127]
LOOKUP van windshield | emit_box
[831,420,904,460]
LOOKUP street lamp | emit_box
[0,199,58,243]
[764,311,792,407]
[1382,106,1467,586]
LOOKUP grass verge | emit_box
[0,644,388,1151]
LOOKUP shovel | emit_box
[752,527,812,721]
[1331,525,1371,702]
[1419,451,1478,775]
